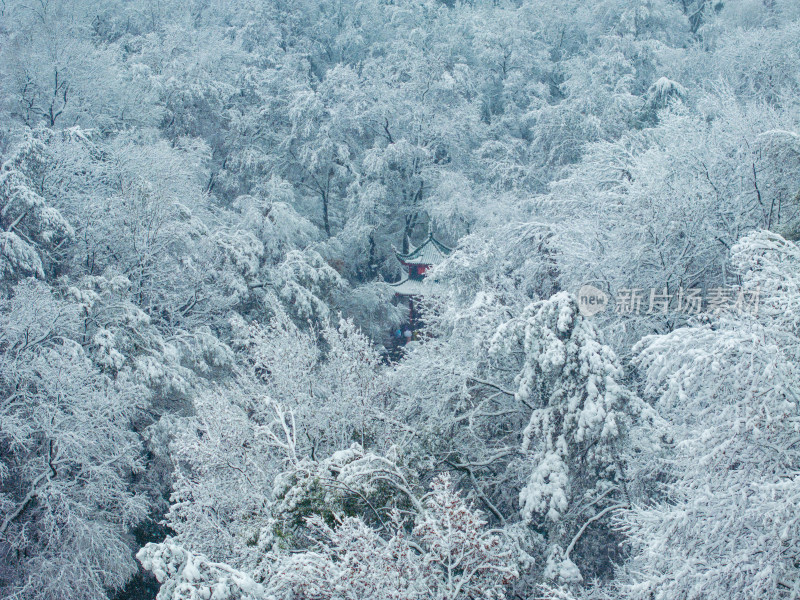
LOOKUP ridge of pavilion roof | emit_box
[394,232,452,267]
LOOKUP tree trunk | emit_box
[322,191,331,237]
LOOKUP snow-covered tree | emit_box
[137,542,265,600]
[163,314,395,567]
[0,280,148,600]
[140,474,518,600]
[0,129,74,283]
[617,231,800,599]
[0,1,799,598]
[490,292,658,586]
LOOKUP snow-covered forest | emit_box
[1,1,799,598]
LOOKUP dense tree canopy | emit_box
[1,1,799,599]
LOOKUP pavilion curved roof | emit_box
[394,233,452,266]
[389,276,444,297]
